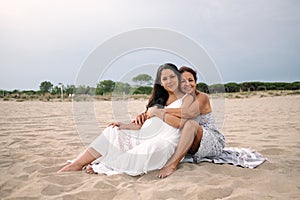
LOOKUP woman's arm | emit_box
[147,94,196,128]
[109,122,142,130]
[147,107,188,128]
[166,94,200,119]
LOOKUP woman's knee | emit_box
[182,120,198,135]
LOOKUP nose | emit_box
[183,79,189,86]
[166,77,172,84]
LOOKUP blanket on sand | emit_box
[182,147,267,169]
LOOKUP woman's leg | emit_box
[58,147,101,172]
[58,126,117,173]
[157,120,203,178]
[188,126,203,155]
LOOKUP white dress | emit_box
[89,95,186,176]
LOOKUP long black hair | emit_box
[146,63,181,109]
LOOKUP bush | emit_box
[208,84,225,93]
[133,86,153,95]
[225,82,240,93]
[197,83,209,93]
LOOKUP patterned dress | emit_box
[185,113,266,168]
[192,112,226,162]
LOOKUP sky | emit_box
[1,0,300,90]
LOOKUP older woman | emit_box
[136,66,226,178]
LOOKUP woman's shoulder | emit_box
[196,91,209,101]
[196,91,212,113]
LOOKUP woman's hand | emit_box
[133,113,147,125]
[108,122,141,130]
[108,122,122,128]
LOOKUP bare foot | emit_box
[157,164,177,179]
[57,163,83,173]
[85,164,97,174]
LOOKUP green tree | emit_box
[132,74,153,86]
[75,85,91,95]
[96,80,115,95]
[197,83,209,93]
[39,81,53,94]
[51,86,60,95]
[113,82,131,95]
[241,82,255,91]
[288,82,300,90]
[224,82,240,93]
[208,84,225,93]
[133,86,153,95]
[65,85,75,95]
[0,89,7,97]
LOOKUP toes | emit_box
[85,164,97,174]
[157,172,167,179]
[85,165,92,173]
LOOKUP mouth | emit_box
[183,86,193,93]
[167,84,175,89]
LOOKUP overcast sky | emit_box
[1,0,299,90]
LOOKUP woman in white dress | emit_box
[58,63,195,175]
[134,66,226,178]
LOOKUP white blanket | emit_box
[182,147,267,169]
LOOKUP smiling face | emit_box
[180,71,197,94]
[160,69,179,93]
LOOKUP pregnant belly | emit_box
[139,117,164,139]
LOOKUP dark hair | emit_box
[146,63,181,109]
[179,66,197,82]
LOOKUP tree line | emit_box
[198,81,300,93]
[0,74,154,100]
[0,74,299,100]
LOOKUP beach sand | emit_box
[0,95,299,199]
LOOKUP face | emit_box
[160,69,179,93]
[180,71,196,94]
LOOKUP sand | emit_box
[0,95,299,199]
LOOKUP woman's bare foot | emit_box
[86,164,97,174]
[157,164,177,179]
[58,148,100,173]
[57,163,83,173]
